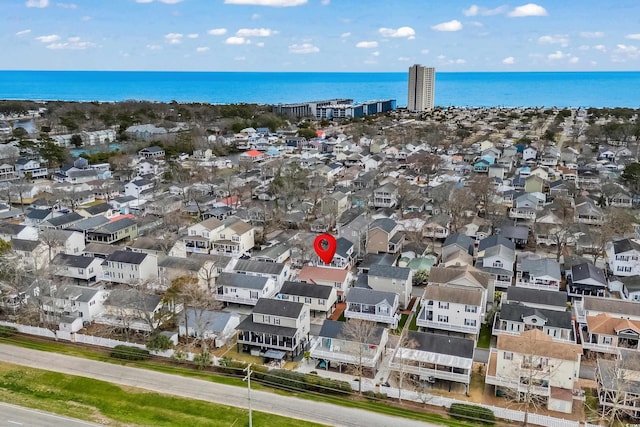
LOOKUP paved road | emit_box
[0,344,436,427]
[0,402,104,427]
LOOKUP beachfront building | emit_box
[408,64,435,112]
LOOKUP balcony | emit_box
[509,208,537,220]
[237,331,297,352]
[485,374,551,397]
[576,215,604,225]
[215,294,259,306]
[308,338,380,368]
[388,360,471,384]
[344,308,399,328]
[417,314,479,334]
[580,329,639,354]
[515,279,559,291]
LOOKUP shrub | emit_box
[449,403,495,425]
[110,345,150,361]
[193,351,212,370]
[0,325,18,338]
[362,390,388,401]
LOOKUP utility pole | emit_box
[243,363,253,427]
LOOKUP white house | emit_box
[178,309,240,348]
[50,253,103,282]
[344,287,400,328]
[607,239,640,277]
[214,272,278,306]
[102,250,158,285]
[417,284,484,338]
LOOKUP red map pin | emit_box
[314,233,337,265]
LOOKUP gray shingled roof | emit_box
[236,317,297,337]
[217,272,268,290]
[368,264,411,280]
[253,297,304,318]
[571,262,607,286]
[234,259,286,276]
[345,287,397,306]
[406,330,475,359]
[612,238,640,254]
[505,287,567,308]
[52,253,98,269]
[369,218,397,233]
[499,302,572,329]
[46,212,84,227]
[520,258,561,280]
[280,281,334,299]
[316,319,385,343]
[106,250,148,265]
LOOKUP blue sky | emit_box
[3,0,640,72]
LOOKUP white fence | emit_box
[378,385,581,427]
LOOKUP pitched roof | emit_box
[428,265,492,290]
[520,258,561,280]
[443,233,475,254]
[45,212,84,227]
[497,329,581,360]
[52,253,99,269]
[583,296,640,317]
[106,250,148,265]
[571,262,607,286]
[253,298,304,318]
[316,319,385,344]
[368,218,397,233]
[612,238,640,254]
[345,287,398,306]
[587,312,640,336]
[279,281,334,299]
[406,330,475,359]
[368,264,411,280]
[298,266,348,283]
[499,302,573,329]
[216,272,268,290]
[423,284,483,306]
[505,287,567,308]
[234,259,285,276]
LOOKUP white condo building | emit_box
[407,65,435,112]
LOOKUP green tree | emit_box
[70,134,83,148]
[621,162,640,193]
[12,127,28,140]
[147,333,174,352]
[297,127,317,139]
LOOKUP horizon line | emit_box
[1,69,639,74]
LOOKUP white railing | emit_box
[309,345,379,368]
[416,318,478,335]
[388,360,470,384]
[509,208,536,219]
[343,310,399,327]
[215,294,258,306]
[485,374,551,397]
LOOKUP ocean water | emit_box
[1,70,639,108]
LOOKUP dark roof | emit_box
[234,259,286,275]
[345,287,397,306]
[406,331,475,359]
[443,233,475,254]
[499,302,573,329]
[106,250,148,265]
[83,203,110,215]
[236,317,297,338]
[217,272,269,290]
[499,225,529,240]
[280,281,334,299]
[478,235,515,251]
[368,264,411,280]
[571,262,607,286]
[11,238,40,252]
[0,223,26,235]
[369,218,396,233]
[505,287,567,308]
[359,253,397,270]
[253,298,304,318]
[105,289,161,312]
[336,237,353,258]
[316,319,385,344]
[46,212,83,227]
[25,209,51,220]
[52,253,98,269]
[96,217,137,233]
[612,239,640,254]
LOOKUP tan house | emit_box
[321,191,349,217]
[485,329,582,414]
[298,265,350,299]
[366,217,404,255]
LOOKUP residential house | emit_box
[596,350,640,420]
[367,264,413,309]
[215,272,277,306]
[15,158,48,179]
[423,215,451,240]
[184,217,225,255]
[309,319,389,373]
[567,262,607,298]
[417,284,484,338]
[515,257,562,291]
[252,243,291,264]
[50,253,103,283]
[366,218,404,255]
[389,331,475,394]
[124,178,154,199]
[485,329,582,414]
[321,191,349,217]
[344,287,400,328]
[178,309,240,348]
[607,239,640,277]
[236,298,310,360]
[524,175,546,194]
[581,312,640,355]
[233,259,289,288]
[158,254,232,290]
[492,302,575,342]
[0,223,38,242]
[337,211,370,257]
[211,216,255,257]
[278,281,338,318]
[427,265,495,313]
[298,265,350,299]
[503,287,568,312]
[371,183,397,208]
[498,225,529,247]
[85,217,138,245]
[11,238,49,272]
[40,211,84,230]
[97,288,164,333]
[574,198,605,225]
[441,233,475,260]
[138,146,165,159]
[475,239,516,289]
[102,250,158,285]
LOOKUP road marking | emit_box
[8,421,23,425]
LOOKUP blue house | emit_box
[473,159,490,173]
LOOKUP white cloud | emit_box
[580,31,604,38]
[340,32,351,38]
[147,44,162,50]
[594,44,606,52]
[196,46,209,52]
[81,15,91,21]
[136,0,153,2]
[251,13,261,20]
[159,0,184,3]
[538,34,569,47]
[378,26,415,39]
[508,3,547,17]
[437,55,466,65]
[224,0,307,6]
[463,4,507,16]
[502,56,515,64]
[56,2,77,8]
[16,29,32,36]
[569,56,579,63]
[256,41,265,47]
[234,56,246,61]
[36,34,60,43]
[420,49,429,54]
[236,28,277,37]
[25,0,48,7]
[397,56,411,61]
[431,20,462,32]
[207,28,227,36]
[455,58,466,64]
[47,37,96,50]
[356,41,378,48]
[321,0,329,5]
[611,44,639,62]
[289,43,319,54]
[547,50,565,60]
[578,45,590,51]
[626,34,640,40]
[187,33,199,39]
[225,36,250,44]
[371,51,380,57]
[164,33,183,44]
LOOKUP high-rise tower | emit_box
[407,65,435,112]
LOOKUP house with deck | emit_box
[278,281,337,318]
[344,287,400,328]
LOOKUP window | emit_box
[78,269,84,274]
[464,319,476,327]
[503,352,513,360]
[232,236,240,242]
[318,299,325,305]
[263,315,271,323]
[438,302,449,309]
[305,297,312,304]
[465,305,477,313]
[437,315,449,323]
[203,231,209,238]
[274,318,280,325]
[603,336,613,345]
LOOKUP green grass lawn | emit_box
[477,323,492,349]
[0,361,326,427]
[408,306,419,331]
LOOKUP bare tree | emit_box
[588,208,635,264]
[597,350,640,425]
[39,228,66,263]
[445,187,474,233]
[339,319,380,394]
[534,197,577,261]
[394,327,420,403]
